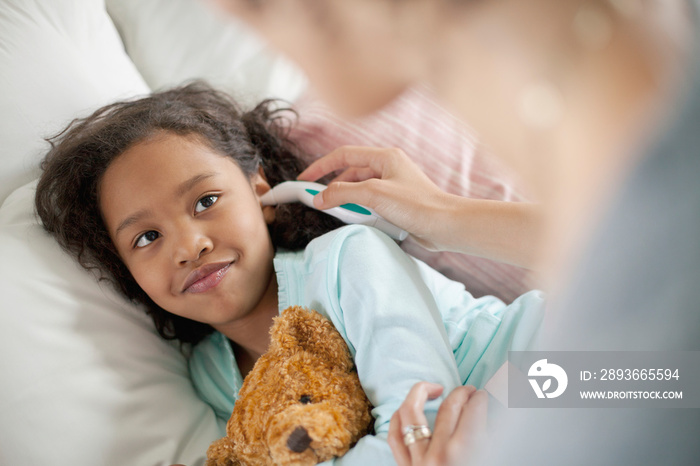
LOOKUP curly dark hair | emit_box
[35,82,344,345]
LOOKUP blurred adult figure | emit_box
[215,1,700,464]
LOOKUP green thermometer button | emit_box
[305,188,371,215]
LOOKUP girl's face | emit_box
[99,133,277,333]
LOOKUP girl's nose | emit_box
[173,228,213,265]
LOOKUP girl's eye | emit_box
[195,195,219,213]
[135,230,159,248]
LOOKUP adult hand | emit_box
[299,146,541,268]
[298,146,451,250]
[388,382,488,466]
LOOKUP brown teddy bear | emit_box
[206,306,373,466]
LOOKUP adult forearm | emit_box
[420,195,542,269]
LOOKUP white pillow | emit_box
[0,1,220,465]
[0,182,220,466]
[0,0,149,203]
[105,0,308,108]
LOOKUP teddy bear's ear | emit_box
[270,306,354,371]
[205,436,242,466]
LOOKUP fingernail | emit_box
[313,191,324,208]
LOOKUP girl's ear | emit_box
[252,166,276,224]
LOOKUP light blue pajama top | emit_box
[189,225,545,464]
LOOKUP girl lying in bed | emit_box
[35,83,544,464]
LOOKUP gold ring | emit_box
[402,425,432,446]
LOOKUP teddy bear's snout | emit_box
[287,426,313,453]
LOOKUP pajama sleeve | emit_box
[313,226,545,465]
[320,226,463,435]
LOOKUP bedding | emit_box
[0,1,533,465]
[105,0,307,108]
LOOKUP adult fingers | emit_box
[311,179,379,210]
[331,166,379,184]
[436,389,488,466]
[453,389,488,445]
[388,411,411,466]
[297,146,395,182]
[425,385,476,457]
[389,382,444,465]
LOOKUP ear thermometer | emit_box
[260,181,409,241]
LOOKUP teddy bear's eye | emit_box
[299,395,312,404]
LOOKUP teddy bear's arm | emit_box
[205,436,241,466]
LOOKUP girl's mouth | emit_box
[182,261,233,294]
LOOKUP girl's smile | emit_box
[99,132,279,343]
[182,260,233,294]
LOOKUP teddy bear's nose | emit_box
[287,426,312,453]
